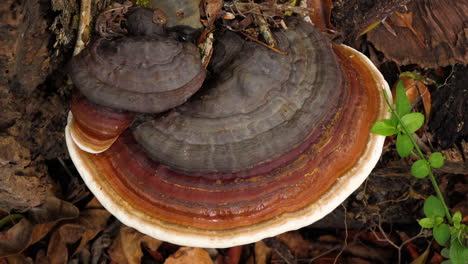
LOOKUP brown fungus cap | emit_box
[67,8,205,153]
[69,36,205,113]
[132,21,343,174]
[68,8,205,113]
[66,18,390,247]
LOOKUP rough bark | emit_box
[0,0,71,211]
[367,0,468,67]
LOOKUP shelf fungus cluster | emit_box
[65,9,390,248]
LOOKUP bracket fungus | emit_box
[65,10,390,248]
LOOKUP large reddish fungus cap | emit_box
[66,18,390,247]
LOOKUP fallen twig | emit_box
[253,12,277,47]
[73,0,92,55]
[239,31,287,55]
[225,1,313,17]
[370,217,426,264]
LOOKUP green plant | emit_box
[371,79,468,264]
[134,0,150,8]
[0,214,23,229]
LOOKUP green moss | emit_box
[135,0,150,8]
[72,14,80,30]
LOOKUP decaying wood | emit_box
[0,0,52,95]
[0,0,57,211]
[367,0,468,67]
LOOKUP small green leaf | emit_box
[135,0,150,8]
[418,217,435,228]
[401,112,425,133]
[429,152,445,168]
[371,119,398,136]
[434,224,450,246]
[412,160,430,178]
[396,80,412,117]
[449,238,468,264]
[441,248,450,258]
[424,195,446,218]
[400,71,417,80]
[435,216,445,226]
[284,0,297,16]
[391,112,398,127]
[453,211,462,228]
[396,133,413,158]
[400,72,428,82]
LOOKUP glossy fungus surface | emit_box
[68,9,206,152]
[66,17,390,247]
[133,22,343,174]
[69,29,205,113]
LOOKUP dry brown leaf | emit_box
[254,241,272,264]
[24,197,79,256]
[0,219,33,257]
[46,198,111,264]
[368,1,468,67]
[75,207,112,253]
[108,226,162,264]
[89,219,120,264]
[204,0,223,29]
[214,246,242,264]
[395,77,432,124]
[27,196,79,224]
[205,0,223,18]
[390,11,413,28]
[34,249,48,264]
[95,2,132,38]
[390,11,427,48]
[29,223,57,247]
[4,254,32,264]
[47,224,85,264]
[382,20,397,37]
[307,0,334,32]
[276,231,311,258]
[164,247,213,264]
[0,197,80,258]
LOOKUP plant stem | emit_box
[0,214,23,229]
[382,90,453,223]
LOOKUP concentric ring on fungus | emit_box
[66,14,390,248]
